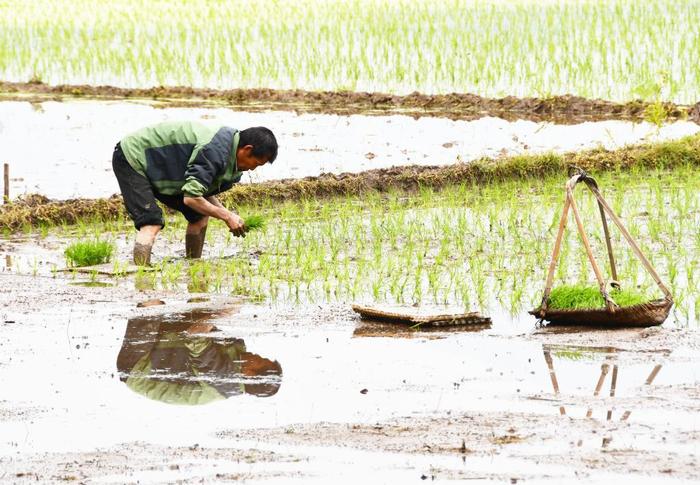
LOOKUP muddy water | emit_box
[1,285,698,482]
[0,100,698,200]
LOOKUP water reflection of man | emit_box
[116,309,282,405]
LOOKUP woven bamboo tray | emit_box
[352,304,491,327]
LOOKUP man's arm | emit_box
[183,196,246,236]
[205,195,225,209]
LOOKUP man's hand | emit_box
[226,212,246,237]
[183,196,247,237]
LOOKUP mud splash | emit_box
[1,80,696,125]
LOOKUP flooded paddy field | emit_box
[3,167,699,326]
[0,99,698,200]
[4,0,700,481]
[1,165,699,481]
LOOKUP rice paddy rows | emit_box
[33,166,700,327]
[2,0,699,102]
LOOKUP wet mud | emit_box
[1,80,696,125]
[0,272,698,482]
[220,407,699,481]
[0,442,300,483]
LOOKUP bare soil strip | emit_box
[2,134,699,232]
[1,80,698,125]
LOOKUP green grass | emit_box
[552,349,589,361]
[2,0,700,102]
[64,239,115,267]
[547,285,651,310]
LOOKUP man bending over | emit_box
[112,121,278,265]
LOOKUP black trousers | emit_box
[112,143,206,229]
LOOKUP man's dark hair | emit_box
[239,126,278,163]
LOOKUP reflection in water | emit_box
[542,344,663,448]
[116,308,282,405]
[352,321,492,339]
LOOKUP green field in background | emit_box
[1,0,698,102]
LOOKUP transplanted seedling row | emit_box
[135,167,699,325]
[12,167,700,327]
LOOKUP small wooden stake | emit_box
[3,163,8,203]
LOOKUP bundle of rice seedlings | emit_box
[64,239,115,267]
[243,215,266,231]
[547,284,650,310]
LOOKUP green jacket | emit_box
[120,121,242,197]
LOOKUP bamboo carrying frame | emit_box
[530,168,673,327]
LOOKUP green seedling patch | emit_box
[64,239,115,267]
[547,285,651,311]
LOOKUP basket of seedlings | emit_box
[530,168,673,327]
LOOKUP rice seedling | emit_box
[64,239,114,267]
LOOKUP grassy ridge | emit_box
[218,133,700,206]
[1,0,699,102]
[2,134,700,232]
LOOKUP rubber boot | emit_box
[185,226,207,259]
[133,242,152,266]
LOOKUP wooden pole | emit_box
[606,364,618,421]
[620,364,662,422]
[567,187,615,313]
[3,163,8,203]
[590,186,673,301]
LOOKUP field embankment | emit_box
[1,81,696,125]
